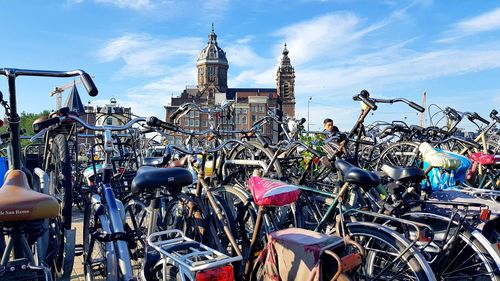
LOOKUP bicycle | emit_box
[0,67,97,280]
[33,110,145,280]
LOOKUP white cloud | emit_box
[202,0,230,21]
[102,64,197,118]
[438,7,500,43]
[95,0,153,9]
[97,34,203,77]
[274,12,363,66]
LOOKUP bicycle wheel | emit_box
[375,141,421,170]
[212,185,257,258]
[83,199,118,281]
[161,193,237,255]
[347,223,435,281]
[226,141,282,185]
[46,133,74,278]
[124,197,150,275]
[435,231,499,280]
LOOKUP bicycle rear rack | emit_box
[147,229,241,278]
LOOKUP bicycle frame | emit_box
[85,125,143,280]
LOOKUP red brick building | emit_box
[164,26,296,144]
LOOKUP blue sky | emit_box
[0,0,499,131]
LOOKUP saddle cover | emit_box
[420,144,471,190]
[260,228,342,281]
[419,142,461,170]
[248,176,300,207]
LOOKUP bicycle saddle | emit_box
[168,155,189,168]
[0,170,59,222]
[468,152,496,166]
[131,166,193,194]
[335,159,380,189]
[380,164,425,182]
[247,176,300,207]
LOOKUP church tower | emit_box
[197,24,228,100]
[276,44,296,117]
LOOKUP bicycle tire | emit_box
[226,140,282,184]
[347,222,435,281]
[83,198,119,281]
[375,141,421,170]
[46,133,74,278]
[160,192,238,255]
[436,230,500,280]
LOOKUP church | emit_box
[164,26,296,144]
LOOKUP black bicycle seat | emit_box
[335,159,380,189]
[131,166,193,194]
[381,164,425,182]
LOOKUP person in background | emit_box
[323,118,339,134]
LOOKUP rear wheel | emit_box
[436,231,499,280]
[347,223,434,280]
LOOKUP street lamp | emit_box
[307,96,312,132]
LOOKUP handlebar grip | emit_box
[473,112,490,125]
[81,72,98,97]
[299,117,306,126]
[358,94,377,110]
[409,101,425,113]
[490,109,499,122]
[147,116,179,132]
[445,107,461,120]
[33,116,60,133]
[169,107,184,121]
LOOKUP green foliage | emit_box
[298,133,327,172]
[0,110,51,148]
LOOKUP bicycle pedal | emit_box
[74,244,84,256]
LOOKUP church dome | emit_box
[197,25,228,66]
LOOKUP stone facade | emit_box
[164,27,295,144]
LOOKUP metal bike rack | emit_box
[147,229,241,280]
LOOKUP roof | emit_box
[64,84,85,114]
[226,88,277,100]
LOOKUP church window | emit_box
[208,67,216,82]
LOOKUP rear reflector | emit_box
[480,209,491,221]
[417,228,433,243]
[196,265,234,281]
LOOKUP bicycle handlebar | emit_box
[168,138,248,155]
[169,100,234,122]
[0,68,98,97]
[353,90,377,110]
[37,112,145,132]
[353,90,425,112]
[490,109,499,122]
[467,112,490,125]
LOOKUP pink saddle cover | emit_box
[469,152,496,165]
[247,176,300,207]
